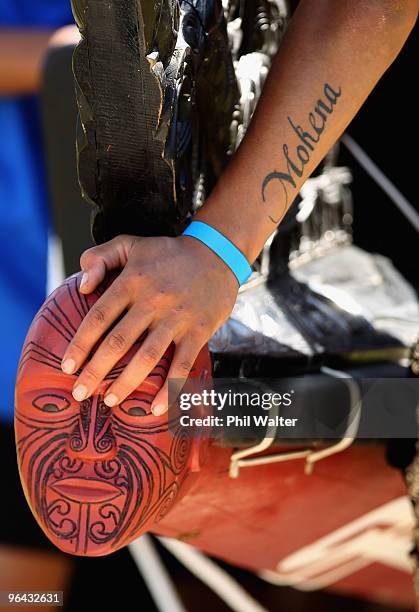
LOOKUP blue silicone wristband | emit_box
[182,221,252,285]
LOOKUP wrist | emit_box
[178,234,241,288]
[194,192,266,264]
[182,221,252,286]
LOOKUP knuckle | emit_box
[82,363,101,382]
[154,283,176,302]
[107,332,126,353]
[141,345,161,363]
[117,234,133,247]
[125,268,146,290]
[188,319,212,340]
[89,306,106,327]
[186,331,205,347]
[80,248,97,267]
[109,279,126,300]
[175,359,193,375]
[68,339,87,355]
[157,318,176,336]
[171,303,186,316]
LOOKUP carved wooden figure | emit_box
[15,273,210,556]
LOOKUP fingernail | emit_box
[152,404,166,416]
[104,393,119,407]
[80,272,88,290]
[61,358,76,374]
[73,384,88,402]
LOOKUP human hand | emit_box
[61,234,238,414]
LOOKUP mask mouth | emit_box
[49,477,122,503]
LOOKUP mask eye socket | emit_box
[33,394,71,413]
[120,397,150,417]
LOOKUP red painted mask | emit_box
[15,273,211,556]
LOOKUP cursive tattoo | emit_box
[261,83,342,223]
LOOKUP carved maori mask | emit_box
[15,274,211,556]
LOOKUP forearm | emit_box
[0,30,53,95]
[195,0,417,263]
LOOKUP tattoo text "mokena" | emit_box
[261,83,342,223]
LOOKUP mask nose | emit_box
[67,395,117,461]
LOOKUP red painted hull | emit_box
[156,445,414,608]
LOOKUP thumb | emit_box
[79,235,135,294]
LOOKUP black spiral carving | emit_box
[89,503,122,543]
[154,482,180,523]
[46,499,78,539]
[94,459,121,480]
[170,427,192,473]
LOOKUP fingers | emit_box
[70,306,154,403]
[103,324,177,408]
[79,235,135,294]
[61,275,132,380]
[63,234,225,415]
[151,337,203,416]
